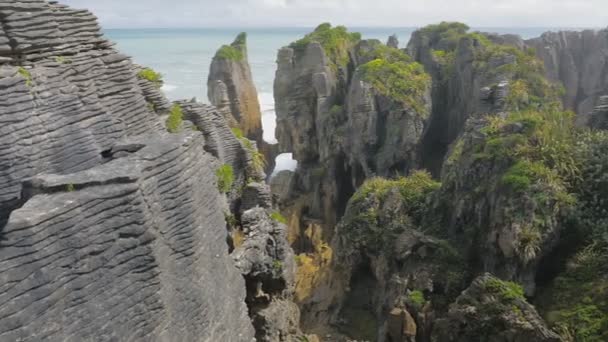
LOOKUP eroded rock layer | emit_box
[0,132,255,341]
[0,1,302,341]
[527,29,608,120]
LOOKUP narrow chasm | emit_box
[337,259,379,341]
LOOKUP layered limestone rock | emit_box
[0,132,255,341]
[274,25,432,331]
[407,23,531,174]
[208,34,263,140]
[275,25,431,225]
[0,2,302,341]
[589,95,608,130]
[273,23,600,341]
[329,172,466,341]
[0,0,161,224]
[432,274,561,342]
[208,33,278,173]
[526,29,608,120]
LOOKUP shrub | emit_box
[290,23,360,70]
[137,67,163,88]
[271,211,288,224]
[215,45,244,61]
[166,104,183,133]
[216,164,234,193]
[483,277,525,301]
[360,57,430,115]
[345,171,441,252]
[408,290,426,309]
[215,32,247,61]
[241,137,266,173]
[66,184,75,192]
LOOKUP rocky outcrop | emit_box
[407,23,529,175]
[275,26,431,225]
[208,32,262,140]
[0,1,162,223]
[0,131,255,341]
[526,29,608,120]
[589,95,608,130]
[208,32,278,173]
[0,2,301,341]
[274,27,432,331]
[432,274,561,342]
[387,34,399,49]
[234,207,301,341]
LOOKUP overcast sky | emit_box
[62,0,607,28]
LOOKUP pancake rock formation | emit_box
[0,1,301,341]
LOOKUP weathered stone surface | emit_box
[432,274,561,342]
[208,33,263,143]
[0,132,256,341]
[526,29,608,119]
[408,29,516,175]
[589,95,608,130]
[233,207,302,341]
[0,2,302,341]
[0,1,161,222]
[275,36,431,225]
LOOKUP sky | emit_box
[61,0,608,28]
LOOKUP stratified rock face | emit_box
[407,24,525,175]
[432,274,561,342]
[589,95,608,130]
[0,132,255,341]
[0,2,302,341]
[526,29,608,119]
[0,1,161,222]
[273,25,431,331]
[208,33,263,143]
[275,29,431,223]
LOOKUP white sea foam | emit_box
[259,93,278,144]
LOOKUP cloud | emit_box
[61,0,608,28]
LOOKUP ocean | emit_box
[104,27,582,173]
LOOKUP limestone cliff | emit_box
[0,1,301,341]
[526,29,608,121]
[208,34,263,141]
[208,33,278,173]
[273,22,608,342]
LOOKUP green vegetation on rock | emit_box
[216,164,234,193]
[137,67,163,88]
[418,21,562,112]
[17,67,33,87]
[290,23,360,70]
[359,45,431,114]
[483,277,525,301]
[408,290,426,309]
[166,104,183,133]
[215,32,247,61]
[345,171,441,252]
[231,127,265,174]
[540,244,608,341]
[54,56,71,64]
[271,211,288,224]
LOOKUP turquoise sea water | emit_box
[104,27,582,172]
